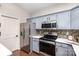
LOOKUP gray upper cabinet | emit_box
[42,14,56,23]
[31,19,37,35]
[31,17,43,29]
[31,19,36,30]
[30,6,79,30]
[47,14,57,22]
[71,6,79,29]
[34,14,57,29]
[35,17,42,29]
[42,16,49,23]
[57,11,70,29]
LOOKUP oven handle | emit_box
[39,40,56,45]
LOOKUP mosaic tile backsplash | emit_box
[36,30,79,43]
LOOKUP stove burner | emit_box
[40,34,57,42]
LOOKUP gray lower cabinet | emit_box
[56,42,76,56]
[32,38,39,53]
[67,45,76,56]
[56,46,67,56]
[31,18,42,29]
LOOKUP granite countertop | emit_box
[56,38,79,56]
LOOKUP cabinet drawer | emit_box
[32,40,39,53]
[56,42,68,48]
[62,43,68,48]
[56,42,62,47]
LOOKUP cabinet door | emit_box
[56,46,67,56]
[67,45,76,56]
[32,38,39,53]
[49,14,57,22]
[42,14,56,23]
[35,17,42,29]
[71,7,79,29]
[31,19,37,36]
[57,11,70,29]
[42,16,48,23]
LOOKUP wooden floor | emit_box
[12,50,43,56]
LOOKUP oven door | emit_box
[39,40,55,56]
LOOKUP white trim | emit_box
[1,15,18,20]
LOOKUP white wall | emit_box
[0,3,30,51]
[0,3,30,23]
[31,3,79,17]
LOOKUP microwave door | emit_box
[42,23,56,28]
[46,23,51,28]
[42,23,51,28]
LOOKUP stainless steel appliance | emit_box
[20,20,31,53]
[39,34,57,56]
[42,21,57,28]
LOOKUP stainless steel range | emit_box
[39,34,57,56]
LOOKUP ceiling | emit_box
[17,3,57,15]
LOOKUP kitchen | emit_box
[0,3,79,56]
[27,5,79,56]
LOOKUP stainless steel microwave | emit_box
[41,22,57,28]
